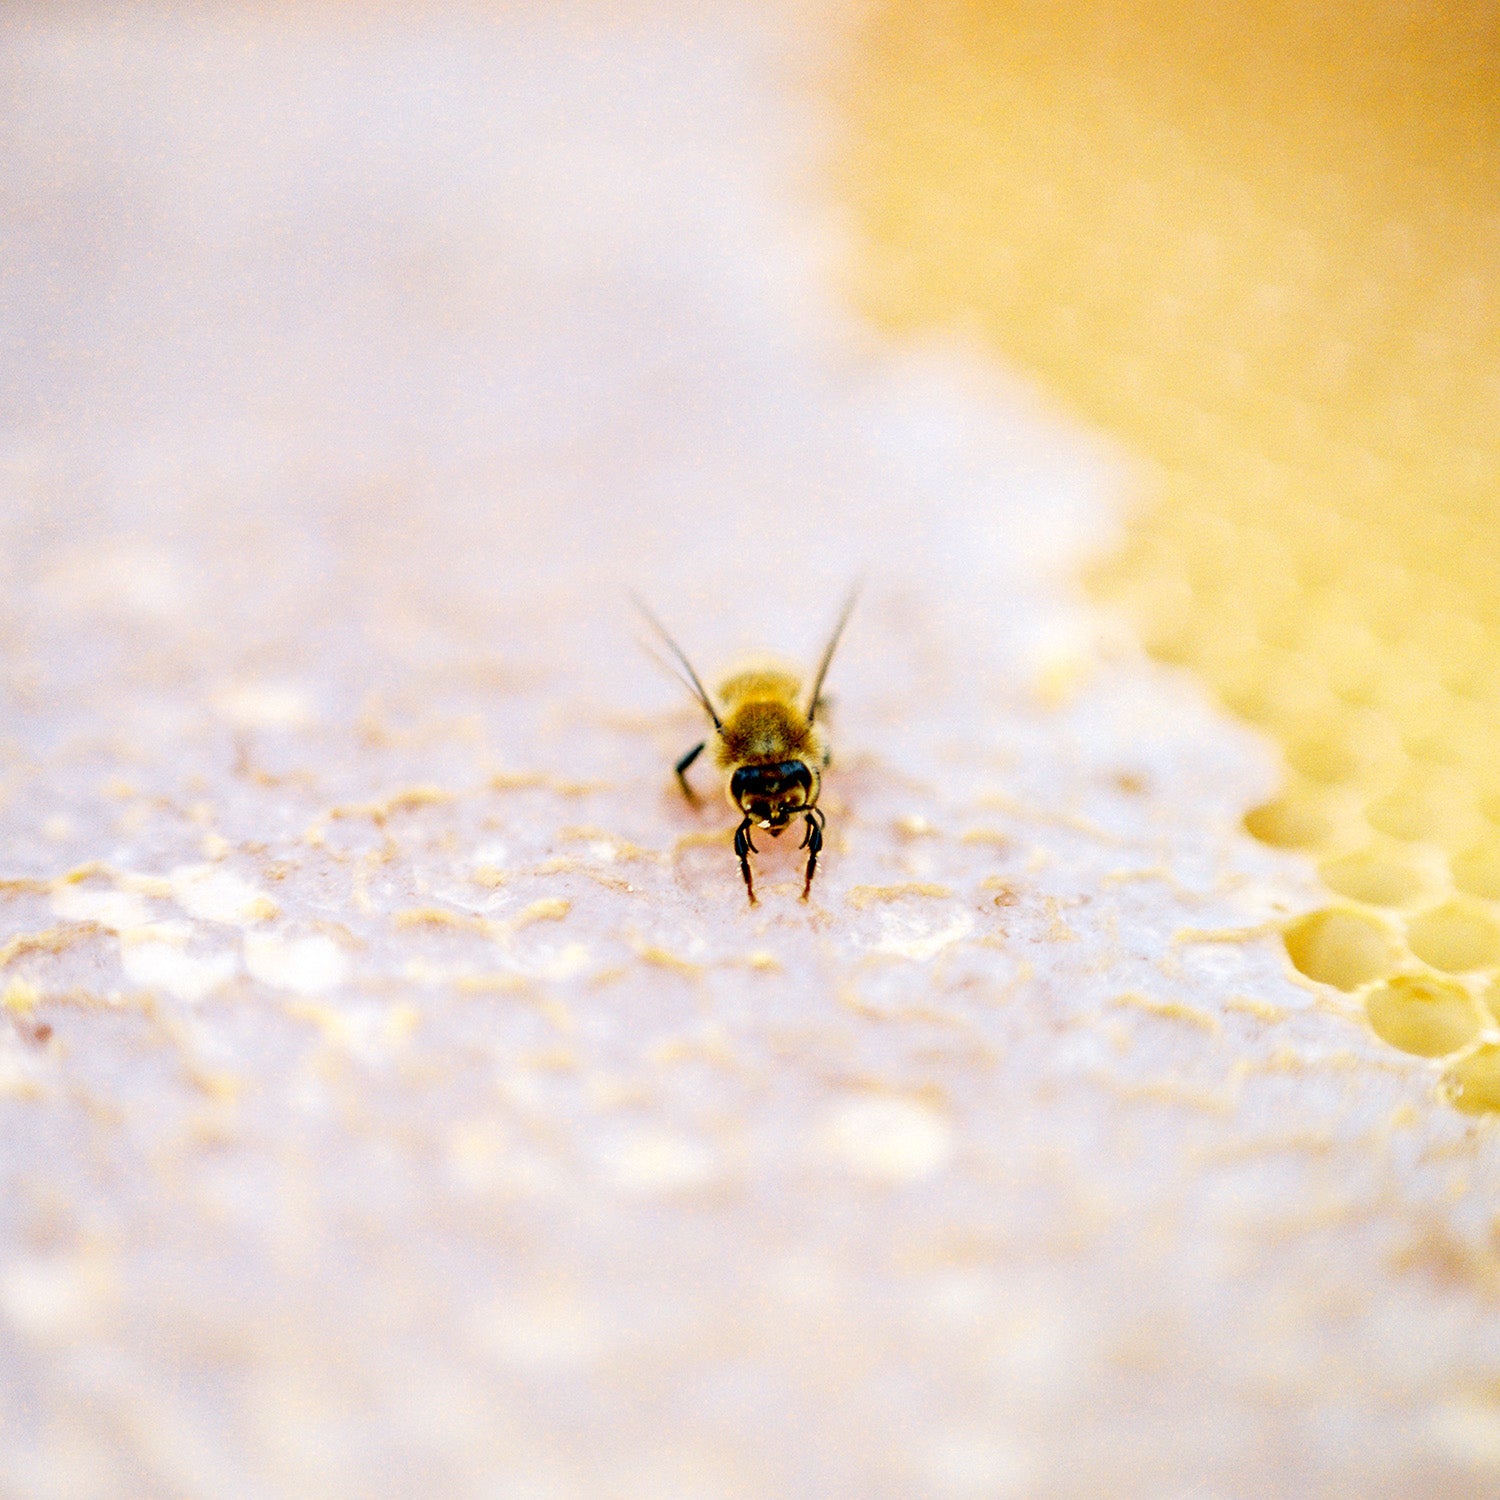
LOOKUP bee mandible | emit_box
[635,589,858,904]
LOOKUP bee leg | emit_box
[733,814,758,904]
[799,808,825,900]
[674,741,706,804]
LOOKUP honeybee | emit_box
[635,590,859,904]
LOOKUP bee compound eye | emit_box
[731,764,787,805]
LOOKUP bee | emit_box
[635,589,859,904]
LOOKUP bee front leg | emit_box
[733,814,758,904]
[674,741,705,805]
[799,807,825,900]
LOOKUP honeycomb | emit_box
[840,0,1500,1104]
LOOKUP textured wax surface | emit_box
[840,1,1500,1092]
[4,6,1500,1499]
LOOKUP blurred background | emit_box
[3,4,1500,1498]
[844,0,1500,1065]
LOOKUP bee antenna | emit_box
[629,592,723,732]
[806,581,861,723]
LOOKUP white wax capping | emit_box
[244,934,350,995]
[50,886,153,933]
[0,1256,114,1343]
[819,1098,954,1183]
[873,910,974,960]
[215,681,312,730]
[598,1130,720,1197]
[122,941,238,1003]
[43,544,187,618]
[169,864,276,925]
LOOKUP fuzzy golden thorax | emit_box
[713,668,819,766]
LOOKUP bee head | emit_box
[730,760,814,835]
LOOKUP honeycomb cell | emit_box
[1482,974,1500,1026]
[1364,974,1482,1058]
[1227,652,1334,736]
[1285,731,1361,787]
[1283,909,1399,991]
[1321,628,1388,708]
[1142,617,1196,667]
[1406,901,1500,974]
[1365,772,1480,846]
[1451,839,1500,901]
[1243,791,1332,850]
[1401,699,1492,769]
[1442,1045,1500,1116]
[1319,849,1425,908]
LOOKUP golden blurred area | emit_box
[841,0,1500,1085]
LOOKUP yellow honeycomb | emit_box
[841,1,1500,1101]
